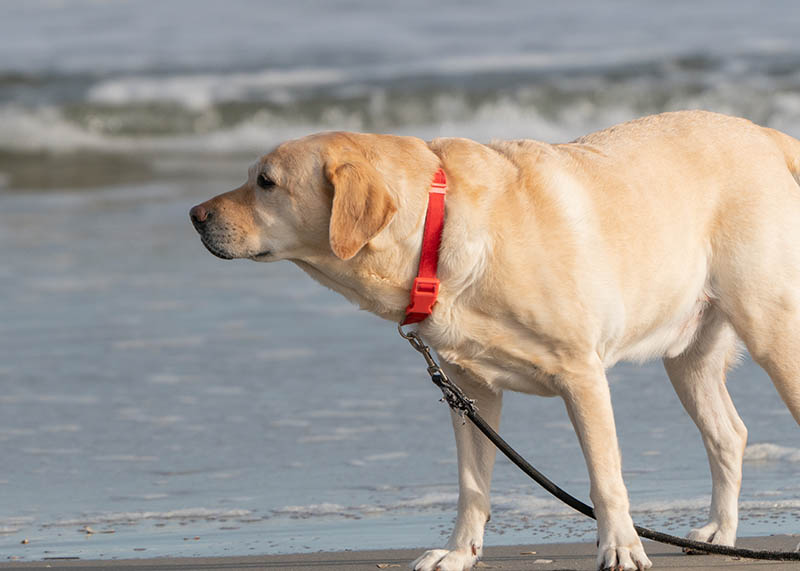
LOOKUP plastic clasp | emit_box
[430,168,447,192]
[405,276,440,316]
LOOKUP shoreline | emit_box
[2,535,798,570]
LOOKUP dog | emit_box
[189,110,800,571]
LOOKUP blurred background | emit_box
[1,0,799,562]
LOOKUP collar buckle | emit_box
[406,276,440,317]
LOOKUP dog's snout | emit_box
[190,204,211,227]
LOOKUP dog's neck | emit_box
[292,238,420,322]
[291,191,429,322]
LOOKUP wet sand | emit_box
[2,535,798,570]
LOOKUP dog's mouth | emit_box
[249,250,272,260]
[199,236,272,261]
[200,238,235,260]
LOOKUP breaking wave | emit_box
[3,51,800,162]
[744,443,800,463]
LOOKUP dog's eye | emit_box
[257,173,276,190]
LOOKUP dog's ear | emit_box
[325,151,397,260]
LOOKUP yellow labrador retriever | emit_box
[189,110,800,571]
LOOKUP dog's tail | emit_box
[765,126,800,185]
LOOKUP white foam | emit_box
[740,499,800,510]
[270,494,458,520]
[632,497,710,514]
[754,490,784,497]
[0,516,34,534]
[273,503,347,517]
[415,48,661,78]
[87,68,348,109]
[297,425,380,443]
[492,494,574,517]
[263,485,800,526]
[0,105,277,155]
[350,451,409,467]
[363,452,409,462]
[744,443,800,463]
[111,493,170,501]
[401,492,459,509]
[0,106,110,153]
[48,508,251,527]
[496,493,799,518]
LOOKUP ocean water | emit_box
[1,0,799,563]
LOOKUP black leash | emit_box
[398,325,800,561]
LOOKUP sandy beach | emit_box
[2,536,799,571]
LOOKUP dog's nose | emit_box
[189,204,211,227]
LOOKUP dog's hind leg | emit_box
[663,306,747,547]
[725,293,800,426]
[711,172,800,426]
[720,250,800,426]
[411,365,502,571]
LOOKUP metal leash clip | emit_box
[398,324,477,419]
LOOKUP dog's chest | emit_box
[423,319,562,397]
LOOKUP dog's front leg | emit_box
[560,361,652,571]
[411,365,502,571]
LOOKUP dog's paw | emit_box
[597,536,652,571]
[410,546,479,571]
[683,522,736,554]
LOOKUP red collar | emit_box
[402,168,447,325]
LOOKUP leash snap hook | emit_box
[397,323,416,341]
[399,322,477,421]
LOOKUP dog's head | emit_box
[189,132,438,265]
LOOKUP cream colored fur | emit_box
[190,111,800,571]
